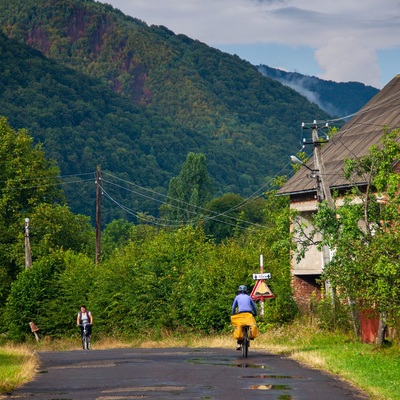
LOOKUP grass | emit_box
[256,320,400,400]
[1,322,400,399]
[0,344,38,394]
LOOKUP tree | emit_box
[101,219,135,258]
[204,193,266,242]
[313,129,400,344]
[0,118,94,326]
[0,117,63,299]
[26,203,94,259]
[161,152,214,223]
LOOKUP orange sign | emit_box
[250,280,274,300]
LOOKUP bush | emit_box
[3,251,95,341]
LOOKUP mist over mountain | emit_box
[258,65,379,118]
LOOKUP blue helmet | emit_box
[238,285,247,293]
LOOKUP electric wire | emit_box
[297,88,400,181]
[0,176,95,192]
[102,153,299,226]
[102,153,297,224]
[316,88,400,126]
[100,178,265,229]
[99,183,255,229]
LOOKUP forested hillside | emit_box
[0,0,331,222]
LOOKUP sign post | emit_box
[250,254,274,320]
[260,254,264,320]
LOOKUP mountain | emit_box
[0,0,336,223]
[258,65,379,118]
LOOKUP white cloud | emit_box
[315,37,381,87]
[99,0,400,87]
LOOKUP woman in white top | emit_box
[77,305,93,337]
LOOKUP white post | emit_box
[260,254,264,320]
[24,218,32,269]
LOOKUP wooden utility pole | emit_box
[95,165,101,266]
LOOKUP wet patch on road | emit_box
[241,374,306,379]
[49,361,116,369]
[97,396,147,399]
[247,383,292,399]
[249,384,290,390]
[236,363,270,368]
[187,357,270,370]
[98,385,187,399]
[101,386,186,393]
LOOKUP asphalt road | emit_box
[3,347,370,400]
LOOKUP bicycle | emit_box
[241,326,250,357]
[79,323,91,350]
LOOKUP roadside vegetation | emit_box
[0,345,38,394]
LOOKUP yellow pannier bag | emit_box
[231,312,258,339]
[233,325,244,340]
[249,324,258,339]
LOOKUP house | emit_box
[277,74,400,307]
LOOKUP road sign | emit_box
[253,273,271,280]
[250,279,274,300]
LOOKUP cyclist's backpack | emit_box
[78,311,91,324]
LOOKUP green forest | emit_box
[0,0,333,223]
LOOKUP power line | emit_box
[102,158,294,225]
[100,179,262,229]
[1,177,94,192]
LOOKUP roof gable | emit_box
[278,74,400,196]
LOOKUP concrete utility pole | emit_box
[95,165,101,266]
[301,121,333,207]
[24,217,32,269]
[310,122,333,208]
[302,121,334,293]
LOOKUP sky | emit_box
[97,0,400,89]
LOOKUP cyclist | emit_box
[231,285,257,350]
[77,305,93,339]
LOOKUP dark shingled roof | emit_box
[278,74,400,196]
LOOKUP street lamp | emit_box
[290,155,318,176]
[290,155,310,168]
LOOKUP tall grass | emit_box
[0,344,39,393]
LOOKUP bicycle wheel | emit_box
[242,327,249,358]
[83,335,89,350]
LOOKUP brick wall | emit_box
[292,275,322,310]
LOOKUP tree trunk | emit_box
[347,296,360,337]
[376,313,387,346]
